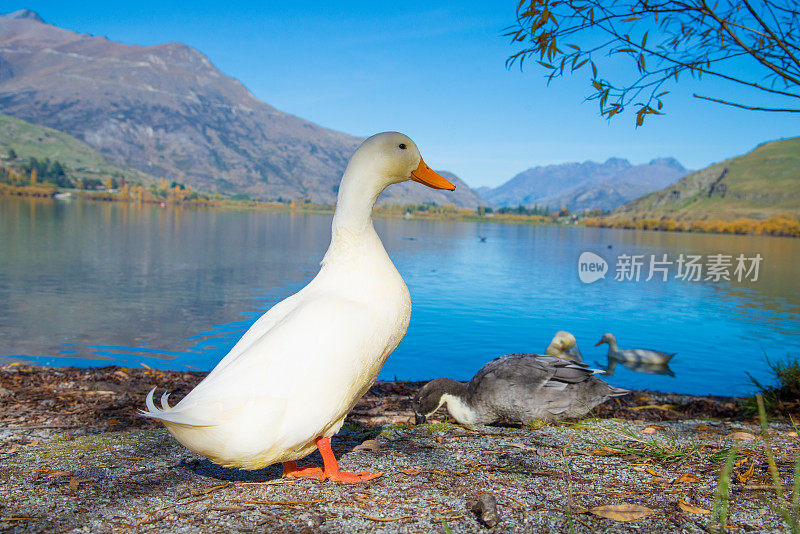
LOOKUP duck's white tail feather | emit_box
[140,388,216,427]
[160,391,172,410]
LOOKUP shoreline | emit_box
[0,359,744,408]
[4,364,798,533]
[0,363,748,449]
[3,186,799,238]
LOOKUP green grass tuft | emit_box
[745,354,800,416]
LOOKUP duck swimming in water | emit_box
[595,333,675,366]
[545,330,583,362]
[412,354,627,426]
[142,132,455,483]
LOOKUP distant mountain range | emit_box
[0,10,485,208]
[613,137,800,220]
[478,157,689,212]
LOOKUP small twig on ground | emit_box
[232,499,324,506]
[352,510,414,522]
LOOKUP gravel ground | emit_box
[1,364,799,533]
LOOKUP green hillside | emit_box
[0,113,157,185]
[612,137,800,220]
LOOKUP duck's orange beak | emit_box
[411,158,456,190]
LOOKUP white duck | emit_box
[595,333,675,365]
[142,132,454,482]
[545,330,583,362]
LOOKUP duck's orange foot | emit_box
[282,461,324,480]
[283,437,384,484]
[325,469,384,483]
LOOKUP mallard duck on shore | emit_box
[142,132,455,483]
[412,354,628,426]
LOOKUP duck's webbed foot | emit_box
[317,436,383,482]
[281,461,324,480]
[283,437,383,483]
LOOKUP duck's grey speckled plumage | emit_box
[414,354,628,426]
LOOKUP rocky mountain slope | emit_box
[612,137,800,220]
[0,10,483,207]
[480,157,688,212]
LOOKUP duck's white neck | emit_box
[605,337,618,353]
[442,393,479,426]
[330,160,386,239]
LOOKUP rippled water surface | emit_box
[1,197,799,395]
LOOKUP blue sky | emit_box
[12,1,799,187]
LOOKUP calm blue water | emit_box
[1,197,798,396]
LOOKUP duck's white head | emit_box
[333,132,455,234]
[344,132,455,192]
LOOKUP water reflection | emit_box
[1,197,799,396]
[599,358,676,377]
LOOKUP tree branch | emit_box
[693,93,800,112]
[742,0,800,72]
[701,0,800,86]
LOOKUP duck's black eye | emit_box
[399,143,407,150]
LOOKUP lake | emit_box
[1,197,799,396]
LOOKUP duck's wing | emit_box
[468,354,611,418]
[207,288,307,376]
[144,294,392,443]
[618,348,675,362]
[468,354,598,397]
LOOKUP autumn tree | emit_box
[507,1,800,124]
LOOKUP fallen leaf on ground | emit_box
[68,477,79,491]
[402,469,421,476]
[591,448,615,456]
[678,500,711,515]
[788,431,798,438]
[695,424,711,431]
[672,473,700,484]
[589,504,655,521]
[737,462,756,483]
[26,440,39,447]
[641,426,662,434]
[353,439,381,452]
[645,468,663,478]
[735,457,749,467]
[727,431,757,441]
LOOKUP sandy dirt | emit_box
[1,364,798,533]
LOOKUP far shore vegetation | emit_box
[2,151,799,238]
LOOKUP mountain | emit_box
[479,157,688,212]
[0,10,482,207]
[612,137,800,220]
[0,113,157,184]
